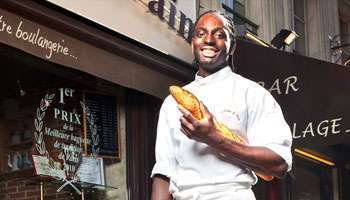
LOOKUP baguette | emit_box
[169,85,273,181]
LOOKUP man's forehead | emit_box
[195,13,225,29]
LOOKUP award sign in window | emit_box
[32,88,84,181]
[30,88,119,194]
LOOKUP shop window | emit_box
[293,0,307,55]
[220,0,234,18]
[84,92,120,159]
[234,0,245,16]
[340,163,350,200]
[220,0,259,35]
[339,19,349,48]
[290,145,346,200]
[197,0,258,34]
[219,0,245,16]
[0,46,125,200]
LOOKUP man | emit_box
[151,11,292,200]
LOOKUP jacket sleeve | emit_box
[246,87,293,171]
[151,97,177,178]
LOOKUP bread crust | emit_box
[169,86,203,120]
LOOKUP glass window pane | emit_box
[340,19,349,45]
[235,0,245,16]
[236,0,245,5]
[294,19,306,55]
[294,0,304,20]
[226,0,234,9]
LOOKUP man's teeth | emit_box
[202,49,216,57]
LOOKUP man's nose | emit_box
[204,34,215,45]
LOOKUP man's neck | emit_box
[197,68,211,77]
[197,64,228,78]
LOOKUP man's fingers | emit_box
[178,105,190,116]
[199,101,211,117]
[180,116,195,132]
[178,105,198,124]
[180,127,192,139]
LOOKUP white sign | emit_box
[46,0,194,63]
[32,155,66,179]
[77,157,105,185]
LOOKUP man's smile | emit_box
[200,46,219,58]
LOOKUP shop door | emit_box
[126,89,162,200]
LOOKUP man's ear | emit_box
[191,41,194,53]
[230,40,236,56]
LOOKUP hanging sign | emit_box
[235,40,350,147]
[148,0,194,43]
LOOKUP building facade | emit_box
[200,0,350,65]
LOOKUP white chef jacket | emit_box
[151,66,292,196]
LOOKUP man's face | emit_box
[192,13,231,75]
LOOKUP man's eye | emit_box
[215,32,226,39]
[197,31,205,37]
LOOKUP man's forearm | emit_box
[177,103,289,179]
[210,133,288,178]
[151,175,172,200]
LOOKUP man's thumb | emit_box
[199,101,211,117]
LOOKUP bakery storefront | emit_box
[2,1,350,200]
[0,1,195,199]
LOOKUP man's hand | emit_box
[178,102,224,145]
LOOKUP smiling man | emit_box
[151,11,293,200]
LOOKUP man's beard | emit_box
[194,53,229,73]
